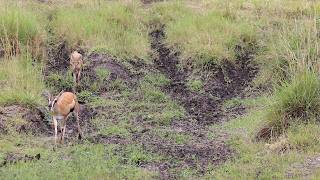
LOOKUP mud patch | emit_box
[135,128,232,178]
[77,53,138,93]
[0,153,40,167]
[64,104,97,140]
[150,25,258,124]
[20,107,51,136]
[145,24,257,178]
[150,25,223,125]
[89,134,129,145]
[0,106,50,135]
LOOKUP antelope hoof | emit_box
[78,133,83,140]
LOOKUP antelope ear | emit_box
[42,90,51,99]
[56,90,64,98]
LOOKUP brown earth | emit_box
[150,24,258,125]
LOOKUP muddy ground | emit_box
[0,22,258,178]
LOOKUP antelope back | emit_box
[52,92,78,116]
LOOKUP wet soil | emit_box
[150,25,258,125]
[0,106,50,135]
[0,153,40,167]
[45,40,71,75]
[79,53,137,93]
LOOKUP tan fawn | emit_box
[70,51,83,87]
[45,90,82,145]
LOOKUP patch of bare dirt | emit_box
[150,25,258,125]
[137,131,231,173]
[0,106,50,135]
[20,107,51,135]
[79,53,137,93]
[0,153,40,167]
[64,104,97,140]
[45,40,71,75]
[145,24,258,178]
[0,104,96,141]
[150,26,223,125]
[287,155,320,179]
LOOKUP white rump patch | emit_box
[55,115,64,121]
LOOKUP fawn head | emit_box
[42,90,64,111]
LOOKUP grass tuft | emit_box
[256,71,320,140]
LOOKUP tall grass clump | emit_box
[256,71,320,140]
[0,6,44,59]
[0,55,45,107]
[52,2,149,60]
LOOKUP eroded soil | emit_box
[150,25,258,124]
[1,22,258,179]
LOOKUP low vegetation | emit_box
[51,1,149,60]
[0,55,45,107]
[257,71,320,140]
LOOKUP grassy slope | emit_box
[0,0,320,179]
[52,1,150,60]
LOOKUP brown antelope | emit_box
[70,51,83,86]
[44,90,82,145]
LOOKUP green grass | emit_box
[0,143,157,179]
[45,71,74,93]
[187,79,203,92]
[52,1,149,60]
[0,55,45,107]
[0,5,45,58]
[166,10,256,66]
[212,95,320,179]
[257,71,320,139]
